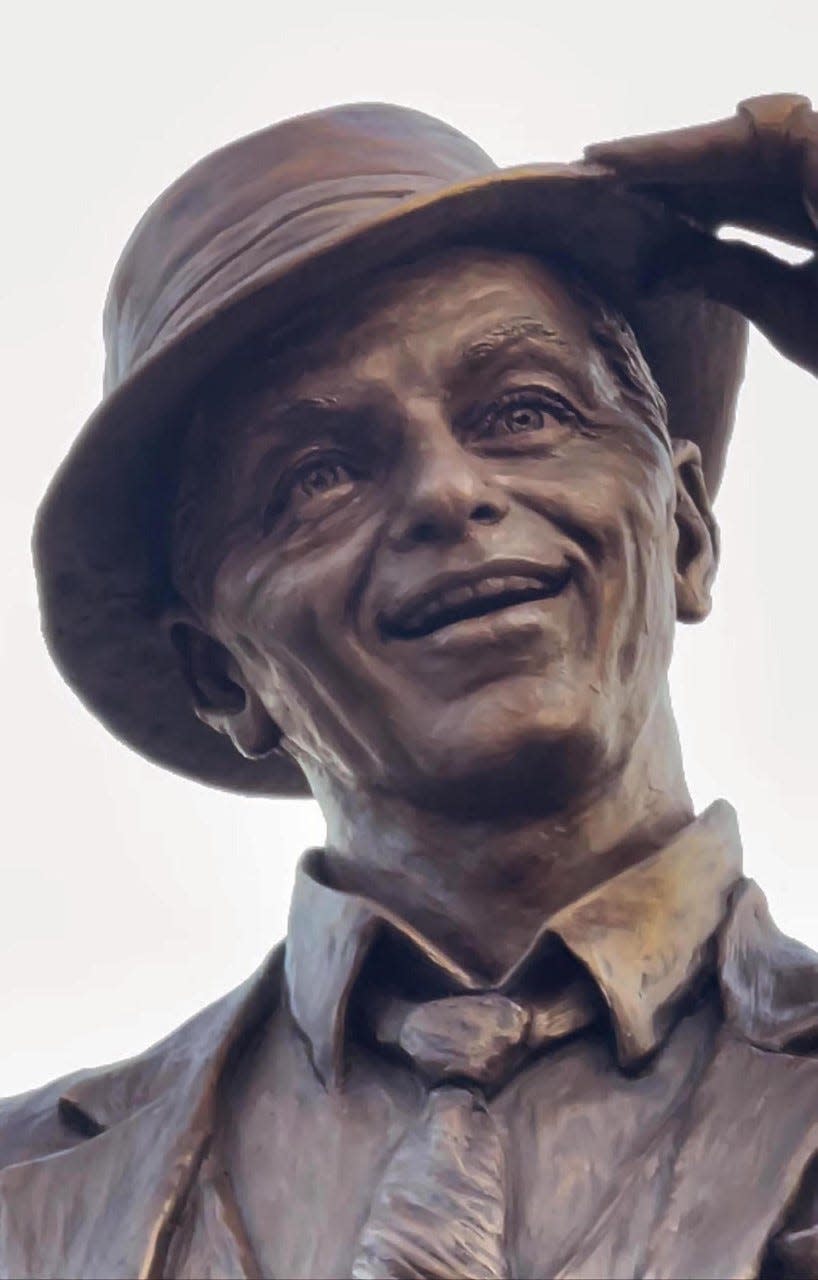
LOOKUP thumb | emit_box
[644,235,818,376]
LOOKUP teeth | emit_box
[442,584,475,608]
[391,572,565,637]
[473,577,503,598]
[414,602,437,627]
[478,575,544,596]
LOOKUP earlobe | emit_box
[161,604,283,759]
[229,699,284,760]
[672,439,720,624]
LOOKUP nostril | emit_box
[471,502,503,525]
[411,520,440,543]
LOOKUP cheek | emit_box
[206,522,387,737]
[209,566,351,766]
[509,449,673,569]
[616,476,678,688]
[210,520,367,649]
[507,450,676,666]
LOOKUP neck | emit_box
[307,689,693,980]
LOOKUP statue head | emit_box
[166,246,718,818]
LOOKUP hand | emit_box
[585,94,818,376]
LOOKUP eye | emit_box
[262,453,360,532]
[499,404,548,434]
[297,459,353,496]
[474,391,578,442]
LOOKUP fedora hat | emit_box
[33,102,748,796]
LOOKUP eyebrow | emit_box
[254,395,348,438]
[271,394,343,418]
[460,320,569,371]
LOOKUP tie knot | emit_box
[371,977,601,1090]
[397,993,529,1088]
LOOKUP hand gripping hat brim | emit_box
[33,102,748,797]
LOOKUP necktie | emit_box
[351,981,599,1280]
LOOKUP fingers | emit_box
[645,235,818,377]
[631,177,818,248]
[585,93,813,186]
[789,108,818,233]
[737,93,814,167]
[741,95,818,234]
[585,93,818,251]
[584,112,759,184]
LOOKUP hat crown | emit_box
[104,104,497,393]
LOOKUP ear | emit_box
[672,438,720,623]
[161,605,283,759]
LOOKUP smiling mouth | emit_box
[381,567,572,641]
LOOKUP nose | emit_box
[389,421,509,551]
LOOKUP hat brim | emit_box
[34,163,748,797]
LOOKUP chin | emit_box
[397,681,612,819]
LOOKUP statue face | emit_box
[180,249,712,814]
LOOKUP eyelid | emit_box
[509,387,576,415]
[267,443,361,492]
[260,445,363,533]
[460,384,585,439]
[290,444,360,474]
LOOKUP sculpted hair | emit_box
[564,270,668,438]
[169,261,668,616]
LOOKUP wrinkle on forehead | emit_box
[188,247,668,457]
[256,249,587,378]
[253,260,617,415]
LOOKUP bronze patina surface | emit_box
[3,94,818,1279]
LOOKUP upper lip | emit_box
[379,558,572,641]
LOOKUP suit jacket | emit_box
[4,878,818,1280]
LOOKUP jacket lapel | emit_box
[0,947,282,1280]
[644,880,818,1279]
[643,1028,818,1279]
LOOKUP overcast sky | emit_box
[2,0,816,1099]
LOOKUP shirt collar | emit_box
[285,800,743,1086]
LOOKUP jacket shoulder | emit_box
[0,942,285,1172]
[0,1068,92,1172]
[719,879,818,1052]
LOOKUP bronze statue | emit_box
[2,93,817,1279]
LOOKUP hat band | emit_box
[114,171,459,389]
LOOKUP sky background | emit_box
[2,0,816,1098]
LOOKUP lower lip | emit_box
[402,592,569,652]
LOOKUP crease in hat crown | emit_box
[34,100,748,796]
